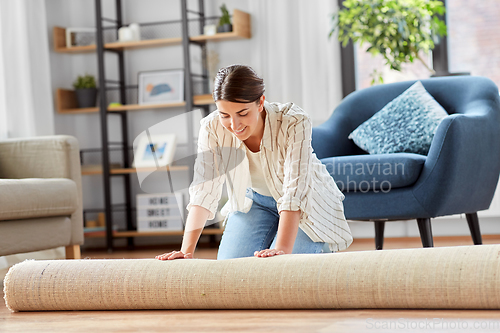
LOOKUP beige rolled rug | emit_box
[4,244,500,312]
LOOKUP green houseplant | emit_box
[73,74,97,108]
[217,4,233,33]
[330,0,447,84]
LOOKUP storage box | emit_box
[136,192,184,231]
[136,192,183,207]
[137,216,184,232]
[137,207,180,219]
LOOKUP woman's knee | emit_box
[217,216,278,260]
[291,228,328,254]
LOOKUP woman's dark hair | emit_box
[212,64,265,103]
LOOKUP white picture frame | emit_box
[132,134,177,168]
[138,69,184,105]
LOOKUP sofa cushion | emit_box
[321,153,426,192]
[348,81,448,155]
[0,178,78,221]
[0,216,72,256]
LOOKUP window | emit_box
[447,0,500,87]
[348,0,500,91]
[355,44,433,90]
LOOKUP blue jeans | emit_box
[217,189,331,260]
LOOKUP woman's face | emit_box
[216,95,265,141]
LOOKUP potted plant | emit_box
[73,74,98,108]
[217,4,232,33]
[330,0,447,84]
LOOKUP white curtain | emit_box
[248,0,343,126]
[0,0,58,279]
[0,0,54,139]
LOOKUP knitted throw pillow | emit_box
[348,81,448,155]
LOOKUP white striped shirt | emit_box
[188,101,353,252]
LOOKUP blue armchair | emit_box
[312,76,500,249]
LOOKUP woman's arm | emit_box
[275,210,300,253]
[156,205,210,260]
[255,111,313,258]
[254,210,300,257]
[157,117,225,260]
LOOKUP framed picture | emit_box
[133,134,177,168]
[138,69,184,105]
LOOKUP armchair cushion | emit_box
[0,178,78,221]
[348,81,448,155]
[321,153,426,192]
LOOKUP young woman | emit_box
[156,64,352,260]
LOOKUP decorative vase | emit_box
[217,24,233,33]
[75,88,98,108]
[128,23,141,41]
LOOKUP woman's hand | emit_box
[254,249,286,258]
[155,251,193,260]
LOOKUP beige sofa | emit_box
[0,136,83,259]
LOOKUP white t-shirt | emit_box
[244,144,273,197]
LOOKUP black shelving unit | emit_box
[93,0,214,252]
[44,1,252,252]
[53,1,250,252]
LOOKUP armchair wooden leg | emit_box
[374,221,385,250]
[417,218,434,247]
[466,212,483,245]
[65,245,81,259]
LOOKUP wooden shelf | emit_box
[55,89,98,113]
[53,27,96,53]
[82,164,189,176]
[55,44,97,53]
[53,26,183,52]
[85,228,223,238]
[81,164,121,175]
[56,89,213,113]
[193,94,214,105]
[115,165,190,174]
[191,10,251,42]
[53,9,251,53]
[57,106,100,114]
[105,37,183,50]
[107,102,186,111]
[118,228,223,238]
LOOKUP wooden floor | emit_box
[2,236,500,332]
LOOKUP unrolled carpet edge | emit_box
[3,259,37,313]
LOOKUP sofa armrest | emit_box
[0,135,84,245]
[312,112,365,159]
[413,103,500,216]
